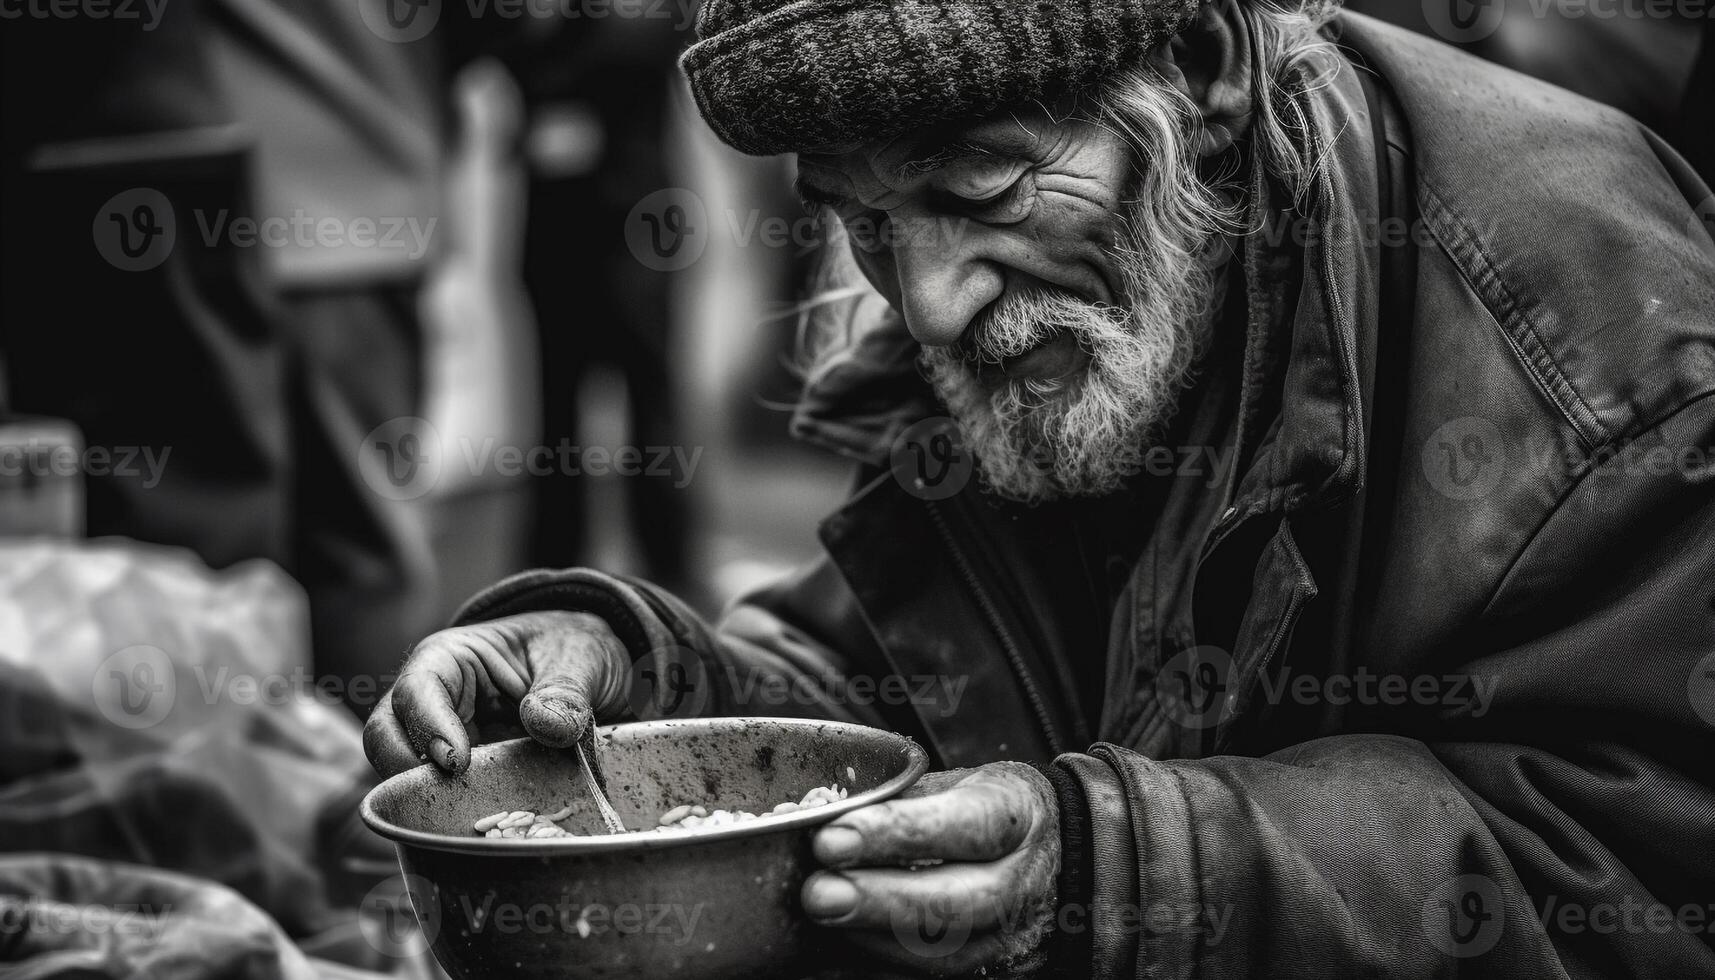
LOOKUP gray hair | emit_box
[795,0,1345,380]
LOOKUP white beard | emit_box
[918,119,1235,504]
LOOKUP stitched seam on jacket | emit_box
[1415,179,1605,450]
[1479,387,1715,619]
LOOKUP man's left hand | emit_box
[802,761,1060,977]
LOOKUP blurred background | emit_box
[0,0,1708,975]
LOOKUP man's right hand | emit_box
[362,611,632,777]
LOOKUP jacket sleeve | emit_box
[449,548,934,739]
[1053,398,1715,979]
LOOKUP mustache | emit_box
[951,289,1127,365]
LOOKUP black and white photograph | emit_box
[1,0,1713,976]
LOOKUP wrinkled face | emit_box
[797,95,1231,502]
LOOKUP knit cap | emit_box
[680,0,1205,156]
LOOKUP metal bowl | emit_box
[361,718,929,979]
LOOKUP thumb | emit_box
[518,613,628,748]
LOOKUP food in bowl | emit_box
[473,777,854,839]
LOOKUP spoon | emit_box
[575,729,627,834]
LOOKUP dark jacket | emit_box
[457,14,1715,978]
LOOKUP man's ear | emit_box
[1147,1,1256,157]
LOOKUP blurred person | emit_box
[2,0,555,715]
[203,0,453,711]
[365,0,1715,976]
[2,3,286,573]
[470,14,697,594]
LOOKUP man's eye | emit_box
[934,178,1031,224]
[933,163,1032,222]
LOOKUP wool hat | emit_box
[680,0,1206,156]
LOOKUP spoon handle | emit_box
[576,731,627,834]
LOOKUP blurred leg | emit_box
[282,284,438,716]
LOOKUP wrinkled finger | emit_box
[363,689,427,777]
[802,863,1020,933]
[390,657,476,773]
[814,778,1030,867]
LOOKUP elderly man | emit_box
[365,0,1715,975]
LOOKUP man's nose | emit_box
[892,226,1004,348]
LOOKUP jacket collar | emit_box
[1220,51,1382,526]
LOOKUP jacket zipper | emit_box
[924,498,1064,756]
